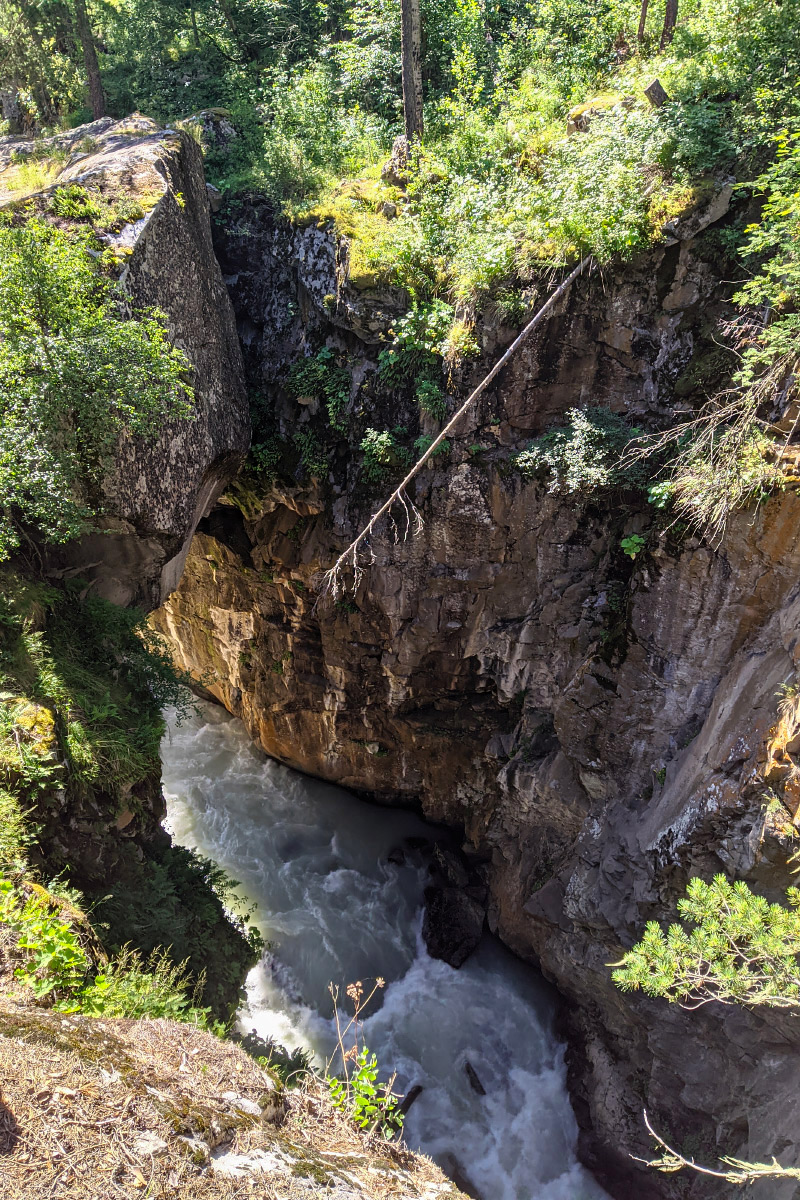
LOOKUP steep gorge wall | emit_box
[153,201,800,1197]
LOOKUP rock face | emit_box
[0,115,249,608]
[153,201,800,1197]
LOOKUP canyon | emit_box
[5,116,799,1198]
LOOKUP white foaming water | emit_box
[161,701,609,1200]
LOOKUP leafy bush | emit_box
[378,301,455,386]
[286,347,351,433]
[0,878,87,1001]
[360,428,412,482]
[513,407,648,494]
[0,877,220,1025]
[48,184,101,220]
[0,217,193,557]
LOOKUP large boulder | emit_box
[0,115,250,609]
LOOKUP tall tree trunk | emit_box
[659,0,678,50]
[189,0,201,50]
[400,0,423,143]
[637,0,649,44]
[72,0,104,119]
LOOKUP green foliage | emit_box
[619,533,645,559]
[360,428,412,483]
[0,877,220,1025]
[234,1030,312,1087]
[286,347,351,433]
[0,878,86,1001]
[0,217,193,557]
[249,437,285,482]
[415,379,447,421]
[91,838,263,1020]
[513,407,648,494]
[293,428,329,479]
[0,788,34,873]
[647,481,674,509]
[48,184,101,220]
[11,584,193,793]
[79,946,220,1027]
[413,434,451,459]
[669,423,782,536]
[612,875,800,1009]
[328,1045,404,1136]
[378,301,455,386]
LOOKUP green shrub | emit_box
[513,407,648,494]
[80,946,219,1027]
[0,217,193,557]
[360,428,412,482]
[293,428,329,478]
[612,874,800,1008]
[0,877,221,1025]
[286,347,351,433]
[378,301,455,386]
[0,878,87,1001]
[413,434,451,459]
[415,378,447,420]
[0,789,34,872]
[48,184,101,220]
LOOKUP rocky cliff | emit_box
[0,115,250,607]
[152,196,800,1199]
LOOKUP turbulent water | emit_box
[161,701,609,1200]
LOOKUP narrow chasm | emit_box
[161,700,608,1200]
[4,10,800,1198]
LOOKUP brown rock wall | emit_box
[153,207,800,1198]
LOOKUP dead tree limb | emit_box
[320,255,592,598]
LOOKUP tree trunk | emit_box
[72,0,104,118]
[659,0,678,50]
[400,0,423,143]
[637,0,649,44]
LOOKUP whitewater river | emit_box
[161,701,608,1200]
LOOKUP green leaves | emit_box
[286,347,351,434]
[0,216,194,557]
[612,875,800,1009]
[513,407,647,495]
[359,428,412,483]
[327,1045,404,1135]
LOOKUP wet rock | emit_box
[422,886,485,968]
[464,1062,486,1096]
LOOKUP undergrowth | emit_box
[0,570,260,1021]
